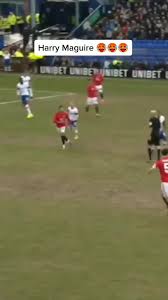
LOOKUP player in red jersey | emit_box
[53,105,70,149]
[93,71,104,102]
[149,148,168,209]
[86,83,100,116]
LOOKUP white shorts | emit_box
[161,182,168,199]
[57,127,66,134]
[95,85,103,93]
[87,97,98,106]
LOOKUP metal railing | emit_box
[67,4,103,39]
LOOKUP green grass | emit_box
[0,73,168,300]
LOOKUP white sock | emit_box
[25,104,32,115]
[75,129,78,135]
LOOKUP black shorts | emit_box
[148,133,160,146]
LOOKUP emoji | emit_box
[97,43,106,53]
[108,43,117,52]
[118,43,128,53]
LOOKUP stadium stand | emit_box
[49,0,168,69]
[82,0,168,40]
[1,0,168,72]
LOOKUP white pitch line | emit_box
[0,87,75,94]
[0,88,68,93]
[0,92,76,105]
[0,100,19,105]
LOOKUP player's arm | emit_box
[16,84,20,96]
[53,114,58,124]
[29,78,32,88]
[149,118,152,128]
[148,163,157,173]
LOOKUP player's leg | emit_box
[99,86,104,102]
[92,98,100,116]
[95,104,100,116]
[69,121,78,139]
[162,196,168,209]
[4,61,7,72]
[160,131,167,145]
[59,127,70,149]
[26,106,34,118]
[154,135,161,160]
[73,122,79,140]
[60,134,68,149]
[161,183,168,209]
[157,146,161,160]
[74,128,79,140]
[8,64,11,72]
[22,96,33,118]
[85,98,90,112]
[147,139,153,160]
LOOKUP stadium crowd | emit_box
[0,12,39,34]
[83,0,168,40]
[0,0,168,72]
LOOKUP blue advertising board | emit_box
[47,40,168,67]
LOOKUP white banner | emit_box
[35,40,132,56]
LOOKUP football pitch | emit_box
[0,73,168,300]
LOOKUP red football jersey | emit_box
[93,73,104,86]
[53,111,69,128]
[155,156,168,182]
[87,84,98,98]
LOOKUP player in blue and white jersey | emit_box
[16,77,34,119]
[21,73,33,99]
[67,102,79,140]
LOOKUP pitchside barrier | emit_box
[39,66,168,80]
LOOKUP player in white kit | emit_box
[67,103,79,140]
[17,77,34,119]
[21,73,33,99]
[159,111,167,144]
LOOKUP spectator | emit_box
[3,50,11,72]
[104,60,110,69]
[8,12,17,34]
[83,0,168,40]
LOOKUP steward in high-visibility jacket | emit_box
[8,12,17,33]
[28,52,43,61]
[8,12,16,26]
[26,15,31,24]
[35,13,40,24]
[14,50,24,58]
[16,16,24,34]
[28,52,43,73]
[16,16,24,25]
[26,14,40,25]
[28,52,37,62]
[0,17,3,30]
[113,59,122,67]
[0,50,4,57]
[2,18,10,31]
